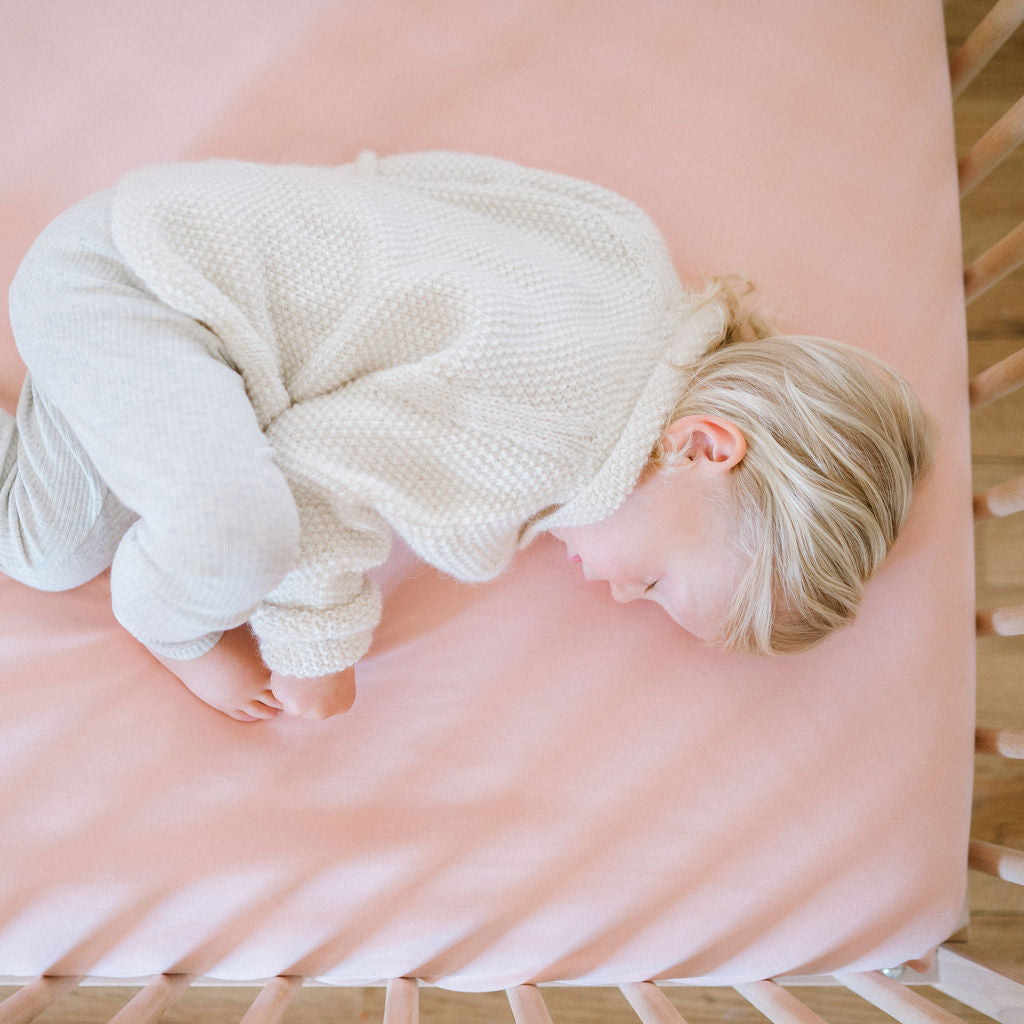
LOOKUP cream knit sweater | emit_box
[103,150,713,676]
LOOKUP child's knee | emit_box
[109,481,300,646]
[156,471,301,597]
[10,244,81,370]
[238,486,302,593]
[1,488,132,594]
[2,548,105,593]
[8,190,118,366]
[7,565,92,593]
[220,471,301,587]
[8,251,53,357]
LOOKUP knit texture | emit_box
[104,150,712,676]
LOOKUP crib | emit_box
[0,0,1022,1022]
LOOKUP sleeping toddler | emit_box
[0,150,933,722]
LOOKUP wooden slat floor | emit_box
[3,2,1021,1021]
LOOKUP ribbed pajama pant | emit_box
[1,189,301,660]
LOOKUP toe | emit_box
[260,690,284,711]
[244,699,281,720]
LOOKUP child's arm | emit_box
[269,666,357,720]
[248,482,389,686]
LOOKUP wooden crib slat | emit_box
[934,945,1024,1024]
[969,346,1024,411]
[106,974,194,1024]
[949,0,1024,97]
[975,725,1024,757]
[0,975,81,1024]
[974,471,1024,518]
[837,971,969,1024]
[969,839,1024,886]
[507,985,556,1024]
[734,981,831,1024]
[619,982,689,1024]
[382,978,418,1024]
[238,976,303,1024]
[964,218,1024,303]
[959,93,1024,197]
[976,603,1024,636]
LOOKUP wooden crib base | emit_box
[2,944,1022,1024]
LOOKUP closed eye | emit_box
[644,581,658,593]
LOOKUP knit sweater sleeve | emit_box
[248,478,391,678]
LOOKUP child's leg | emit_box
[0,374,137,591]
[6,188,301,662]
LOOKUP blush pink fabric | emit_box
[0,0,974,991]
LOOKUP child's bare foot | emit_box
[270,666,357,720]
[147,624,283,723]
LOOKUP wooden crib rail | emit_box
[934,949,1024,1024]
[6,974,1024,1024]
[973,472,1024,517]
[0,976,80,1024]
[975,726,1024,757]
[837,972,969,1024]
[949,0,1024,98]
[975,603,1024,636]
[963,221,1024,303]
[958,93,1024,198]
[970,350,1024,411]
[508,984,557,1024]
[956,0,1024,1018]
[969,840,1024,887]
[955,0,1024,305]
[733,980,831,1024]
[963,0,1024,655]
[239,976,303,1024]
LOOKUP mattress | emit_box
[0,0,975,992]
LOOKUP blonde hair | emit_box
[653,277,935,654]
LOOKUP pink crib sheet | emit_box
[0,0,974,991]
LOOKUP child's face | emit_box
[550,416,747,645]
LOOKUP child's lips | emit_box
[568,553,581,563]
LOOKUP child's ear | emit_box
[662,415,747,470]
